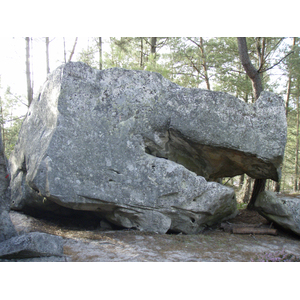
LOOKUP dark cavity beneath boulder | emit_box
[9,62,287,234]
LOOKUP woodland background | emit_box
[0,37,299,200]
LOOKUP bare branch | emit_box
[264,37,285,62]
[259,51,294,73]
[225,68,246,75]
[156,38,169,49]
[186,37,201,48]
[256,37,266,72]
[173,72,201,78]
[4,115,26,123]
[143,38,152,46]
[6,90,29,108]
[185,54,201,74]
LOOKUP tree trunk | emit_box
[63,38,67,63]
[237,175,253,204]
[187,37,211,90]
[150,37,157,56]
[98,37,103,70]
[25,37,33,106]
[239,174,245,187]
[286,38,296,117]
[237,37,265,209]
[295,93,300,192]
[199,37,211,90]
[0,97,5,154]
[248,179,266,209]
[45,37,50,74]
[68,37,78,62]
[140,38,144,68]
[274,181,280,193]
[256,37,266,71]
[286,77,292,117]
[237,38,263,99]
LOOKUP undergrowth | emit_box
[237,203,247,210]
[251,249,300,262]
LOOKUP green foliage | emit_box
[237,203,247,210]
[4,117,23,155]
[279,39,300,191]
[281,109,297,190]
[0,85,25,157]
[77,46,98,69]
[164,37,216,88]
[212,37,253,101]
[104,37,171,74]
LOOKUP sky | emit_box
[0,37,111,116]
[0,0,297,100]
[0,37,108,97]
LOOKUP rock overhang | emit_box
[143,128,283,181]
[8,62,287,233]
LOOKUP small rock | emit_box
[0,232,64,259]
[99,219,113,230]
[255,191,300,236]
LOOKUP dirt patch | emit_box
[9,209,300,262]
[230,209,269,224]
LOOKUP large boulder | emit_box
[255,191,300,236]
[9,62,286,233]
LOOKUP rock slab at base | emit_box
[9,62,287,233]
[0,232,64,259]
[255,191,300,236]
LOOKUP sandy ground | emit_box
[8,209,300,262]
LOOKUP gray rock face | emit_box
[0,129,17,242]
[0,123,64,260]
[9,62,286,233]
[255,191,300,236]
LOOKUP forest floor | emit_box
[9,208,300,262]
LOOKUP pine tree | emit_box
[165,37,216,88]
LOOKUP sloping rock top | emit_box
[8,62,287,233]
